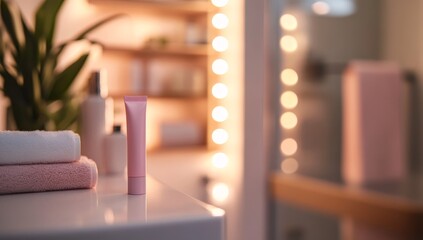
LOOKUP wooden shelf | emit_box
[90,0,214,150]
[109,92,206,99]
[270,173,423,238]
[148,145,208,155]
[89,0,215,14]
[104,44,209,57]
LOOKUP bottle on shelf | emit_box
[80,70,113,174]
[104,124,127,175]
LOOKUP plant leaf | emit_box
[34,0,64,99]
[40,50,56,97]
[53,98,78,130]
[48,53,89,100]
[41,40,79,94]
[0,0,22,54]
[19,15,38,105]
[39,11,122,97]
[1,0,122,131]
[21,15,38,67]
[40,38,98,99]
[0,34,6,75]
[34,0,64,53]
[0,69,33,130]
[0,27,4,64]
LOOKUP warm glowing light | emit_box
[280,68,298,86]
[212,106,229,122]
[99,70,109,97]
[280,91,298,109]
[212,152,229,168]
[281,158,299,174]
[104,208,115,224]
[212,83,228,99]
[210,207,226,216]
[280,14,298,31]
[211,183,229,202]
[280,35,298,52]
[280,138,298,156]
[211,0,228,7]
[212,59,229,75]
[212,128,229,144]
[212,36,229,52]
[280,112,298,129]
[212,13,229,30]
[312,1,330,15]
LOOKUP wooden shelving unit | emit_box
[104,44,208,57]
[270,173,423,238]
[90,0,216,151]
[89,0,213,14]
[109,91,206,99]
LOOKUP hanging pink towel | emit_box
[0,157,97,194]
[342,60,406,184]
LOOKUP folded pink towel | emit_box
[0,157,97,194]
[0,130,81,165]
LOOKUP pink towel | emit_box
[0,157,97,194]
[342,60,406,184]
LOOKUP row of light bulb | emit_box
[209,0,230,204]
[209,2,330,202]
[279,13,300,174]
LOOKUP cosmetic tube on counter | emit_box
[124,96,147,195]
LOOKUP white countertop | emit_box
[0,176,225,240]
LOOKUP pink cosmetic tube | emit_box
[124,96,147,195]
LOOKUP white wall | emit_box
[381,0,422,73]
[381,0,423,174]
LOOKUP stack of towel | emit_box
[0,131,98,194]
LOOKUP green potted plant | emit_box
[0,0,121,131]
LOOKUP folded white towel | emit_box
[0,130,80,165]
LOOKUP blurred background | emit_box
[1,0,423,240]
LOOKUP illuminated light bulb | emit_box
[212,106,229,122]
[212,13,229,30]
[211,183,229,202]
[312,1,330,15]
[212,83,228,99]
[280,14,298,31]
[280,68,298,86]
[280,112,298,129]
[212,59,229,75]
[280,91,298,109]
[212,128,229,144]
[211,0,228,7]
[212,36,229,52]
[212,152,229,168]
[280,138,298,156]
[280,35,298,52]
[281,158,299,174]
